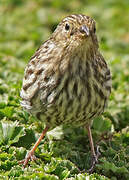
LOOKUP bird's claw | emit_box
[81,145,100,173]
[18,151,37,168]
[87,145,100,173]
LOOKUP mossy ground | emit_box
[0,0,129,179]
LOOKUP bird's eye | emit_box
[65,23,70,31]
[94,27,96,33]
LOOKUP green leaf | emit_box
[0,121,25,146]
[47,126,64,140]
[73,173,109,180]
[97,159,129,174]
[0,107,14,118]
[93,116,112,133]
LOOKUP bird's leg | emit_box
[19,126,49,168]
[86,125,100,172]
[86,125,96,158]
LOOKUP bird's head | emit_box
[52,14,99,52]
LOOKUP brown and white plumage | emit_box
[20,14,111,169]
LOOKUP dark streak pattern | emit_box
[93,84,106,99]
[23,76,37,90]
[35,68,44,75]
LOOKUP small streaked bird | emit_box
[20,14,111,170]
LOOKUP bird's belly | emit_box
[36,79,107,127]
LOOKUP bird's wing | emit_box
[20,39,59,112]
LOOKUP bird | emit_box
[20,14,111,171]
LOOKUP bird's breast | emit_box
[21,54,111,127]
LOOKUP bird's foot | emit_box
[87,145,100,173]
[81,145,100,173]
[19,150,37,168]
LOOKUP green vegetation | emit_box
[0,0,129,179]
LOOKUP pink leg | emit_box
[19,126,49,168]
[86,125,99,172]
[86,125,96,157]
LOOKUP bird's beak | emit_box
[79,25,90,36]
